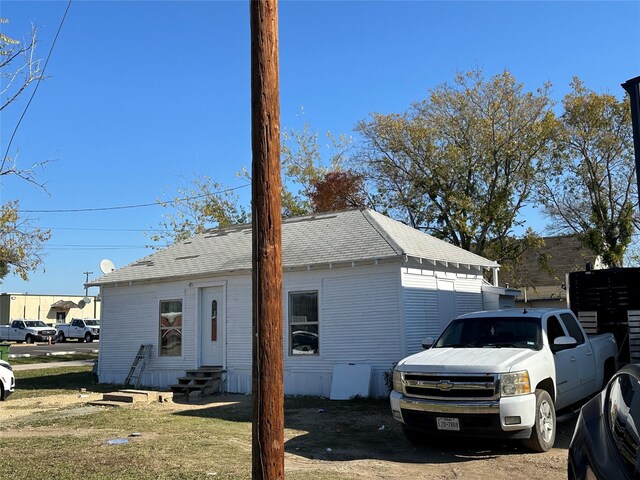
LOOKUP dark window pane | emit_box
[211,300,218,342]
[560,313,585,344]
[290,292,318,323]
[289,291,319,355]
[547,316,565,344]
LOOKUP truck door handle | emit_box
[570,356,577,362]
[586,351,593,356]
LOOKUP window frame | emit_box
[288,290,319,357]
[158,298,183,357]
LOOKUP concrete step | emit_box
[88,400,134,408]
[102,392,150,403]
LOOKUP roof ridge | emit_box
[361,209,405,256]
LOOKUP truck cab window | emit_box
[547,316,566,345]
[560,313,586,345]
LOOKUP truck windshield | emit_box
[434,317,543,350]
[84,320,100,326]
[24,321,49,328]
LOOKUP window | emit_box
[159,300,183,356]
[289,291,319,355]
[211,300,218,342]
[546,315,566,345]
[560,313,585,345]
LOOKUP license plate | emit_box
[436,417,460,431]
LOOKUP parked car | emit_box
[568,364,640,479]
[56,318,100,343]
[0,359,15,400]
[390,308,618,452]
[0,320,57,344]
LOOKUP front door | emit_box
[200,287,223,366]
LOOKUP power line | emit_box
[42,226,170,232]
[18,183,251,213]
[1,0,73,172]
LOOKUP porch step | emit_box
[171,366,225,400]
[88,400,134,408]
[90,389,173,408]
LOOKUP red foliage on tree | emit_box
[309,170,365,213]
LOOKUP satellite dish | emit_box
[83,296,92,304]
[78,300,86,309]
[100,259,116,274]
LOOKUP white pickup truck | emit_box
[56,318,100,343]
[390,308,618,452]
[0,320,57,344]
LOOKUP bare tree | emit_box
[0,18,51,281]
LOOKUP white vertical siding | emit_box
[402,271,439,355]
[401,269,484,356]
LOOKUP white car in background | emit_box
[0,359,15,400]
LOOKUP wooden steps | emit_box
[170,366,225,401]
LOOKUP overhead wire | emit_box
[1,0,73,172]
[18,183,251,213]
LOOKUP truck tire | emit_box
[57,332,66,343]
[523,389,556,452]
[25,334,34,344]
[85,333,93,343]
[0,383,4,401]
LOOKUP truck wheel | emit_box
[0,383,4,401]
[401,424,429,445]
[57,332,66,343]
[25,335,34,344]
[85,333,93,343]
[523,389,556,452]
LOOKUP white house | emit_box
[88,208,517,397]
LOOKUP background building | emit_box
[0,293,101,325]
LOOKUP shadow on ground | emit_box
[173,394,578,465]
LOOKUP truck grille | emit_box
[402,373,498,400]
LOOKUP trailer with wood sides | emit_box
[567,267,640,364]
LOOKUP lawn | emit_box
[0,366,399,480]
[10,352,99,365]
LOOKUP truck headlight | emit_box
[500,371,531,397]
[392,370,403,392]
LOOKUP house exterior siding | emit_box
[401,268,485,356]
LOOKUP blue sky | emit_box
[1,0,639,295]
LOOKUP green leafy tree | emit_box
[152,123,356,243]
[537,79,636,267]
[357,69,557,260]
[147,177,250,245]
[0,19,50,281]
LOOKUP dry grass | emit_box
[0,366,572,480]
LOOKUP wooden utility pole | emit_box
[250,0,284,479]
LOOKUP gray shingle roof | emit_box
[88,208,498,286]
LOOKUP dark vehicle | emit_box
[569,364,640,479]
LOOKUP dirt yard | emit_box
[0,388,573,480]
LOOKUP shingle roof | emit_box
[88,208,498,286]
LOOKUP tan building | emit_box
[500,235,600,308]
[0,293,101,326]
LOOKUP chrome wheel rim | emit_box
[539,399,554,444]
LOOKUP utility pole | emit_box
[83,271,93,297]
[250,1,284,479]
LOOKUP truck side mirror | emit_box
[422,337,435,349]
[551,335,577,353]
